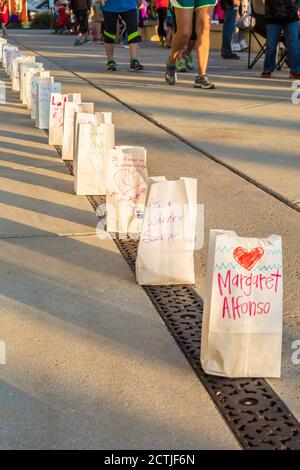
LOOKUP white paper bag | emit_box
[0,39,7,63]
[136,177,198,285]
[62,102,93,160]
[12,56,35,91]
[7,49,20,76]
[48,93,69,145]
[106,146,148,234]
[2,45,16,70]
[11,53,25,87]
[0,80,5,104]
[73,111,97,164]
[29,71,49,113]
[100,112,112,124]
[36,79,61,129]
[32,76,53,121]
[75,120,115,195]
[201,230,283,378]
[20,63,43,104]
[48,93,81,146]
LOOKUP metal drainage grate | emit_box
[54,144,300,450]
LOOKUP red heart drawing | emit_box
[233,247,264,271]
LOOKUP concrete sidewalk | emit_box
[0,68,238,449]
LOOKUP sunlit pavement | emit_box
[0,31,299,449]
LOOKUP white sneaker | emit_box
[239,39,248,51]
[232,42,241,52]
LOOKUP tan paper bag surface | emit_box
[200,230,283,378]
[136,177,197,285]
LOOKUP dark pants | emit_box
[221,7,238,56]
[157,7,168,38]
[75,9,88,34]
[264,22,300,73]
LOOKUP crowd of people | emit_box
[1,1,300,84]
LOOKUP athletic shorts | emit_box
[170,0,217,8]
[103,9,141,44]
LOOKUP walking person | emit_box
[221,0,241,59]
[100,0,144,72]
[156,0,169,46]
[70,0,91,46]
[165,0,218,89]
[0,0,9,39]
[261,0,300,79]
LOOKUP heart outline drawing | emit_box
[233,247,264,271]
[113,168,145,196]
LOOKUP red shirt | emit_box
[0,5,9,25]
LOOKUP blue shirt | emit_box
[102,0,137,13]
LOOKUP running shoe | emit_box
[261,70,272,78]
[107,60,117,72]
[289,71,300,79]
[177,59,187,73]
[194,75,216,89]
[165,62,177,85]
[221,52,240,60]
[130,59,144,72]
[183,53,194,70]
[83,37,91,44]
[74,39,82,46]
[239,39,248,51]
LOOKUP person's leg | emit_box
[121,9,143,70]
[221,7,238,57]
[195,6,214,76]
[157,7,167,44]
[182,11,197,69]
[169,8,193,65]
[83,10,90,41]
[263,23,282,75]
[103,12,118,68]
[284,21,300,76]
[74,10,83,44]
[2,23,7,39]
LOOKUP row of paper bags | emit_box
[0,38,283,379]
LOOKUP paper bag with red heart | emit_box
[136,177,198,285]
[106,146,148,234]
[201,229,283,378]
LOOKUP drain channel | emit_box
[51,140,300,450]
